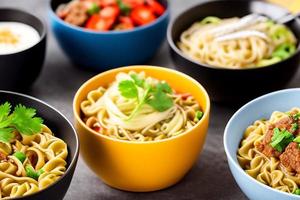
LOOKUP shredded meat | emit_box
[280,142,300,173]
[256,116,297,158]
[256,125,281,158]
[57,1,88,26]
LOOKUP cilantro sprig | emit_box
[270,128,294,152]
[118,74,174,120]
[0,102,43,144]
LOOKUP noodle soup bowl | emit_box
[73,66,210,192]
[0,91,79,200]
[224,88,300,200]
[168,0,300,103]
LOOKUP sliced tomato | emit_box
[99,0,117,7]
[85,14,114,31]
[122,0,144,8]
[100,5,120,19]
[96,17,115,31]
[85,14,101,29]
[146,0,165,16]
[130,5,156,26]
[115,16,134,30]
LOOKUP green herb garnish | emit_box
[0,102,43,143]
[294,188,300,195]
[13,151,26,163]
[118,74,174,119]
[117,0,131,15]
[270,128,294,152]
[87,3,100,15]
[292,123,298,132]
[194,111,203,122]
[293,113,300,120]
[25,165,44,180]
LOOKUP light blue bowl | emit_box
[224,88,300,200]
[48,0,169,71]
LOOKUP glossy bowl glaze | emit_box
[73,66,210,192]
[0,91,79,200]
[49,0,169,71]
[168,0,300,103]
[0,9,46,91]
[224,88,300,200]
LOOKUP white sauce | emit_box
[0,22,40,55]
[215,30,269,42]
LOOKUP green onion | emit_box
[272,43,296,60]
[270,128,294,152]
[87,3,100,15]
[194,111,203,122]
[292,123,298,132]
[26,165,44,180]
[294,188,300,195]
[293,113,300,120]
[13,151,26,163]
[257,57,281,67]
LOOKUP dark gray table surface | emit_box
[1,0,299,199]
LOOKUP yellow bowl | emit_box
[73,66,210,192]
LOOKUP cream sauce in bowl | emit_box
[0,22,40,55]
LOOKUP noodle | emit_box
[0,125,68,199]
[237,108,300,195]
[178,14,297,69]
[80,71,203,142]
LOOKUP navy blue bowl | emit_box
[49,0,169,71]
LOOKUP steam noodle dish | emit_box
[238,108,300,196]
[178,14,297,69]
[0,102,68,199]
[80,71,203,142]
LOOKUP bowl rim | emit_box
[223,88,300,198]
[48,0,170,35]
[73,65,210,144]
[0,90,80,200]
[167,0,300,71]
[0,8,47,57]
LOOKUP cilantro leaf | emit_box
[118,80,139,99]
[156,82,173,94]
[146,83,173,112]
[271,128,294,152]
[0,102,11,122]
[130,74,145,88]
[11,104,43,136]
[0,127,14,143]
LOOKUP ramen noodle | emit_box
[0,103,68,199]
[80,71,203,142]
[238,108,300,195]
[178,14,297,69]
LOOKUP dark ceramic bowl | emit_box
[49,0,169,71]
[0,9,46,91]
[167,0,300,103]
[0,91,79,200]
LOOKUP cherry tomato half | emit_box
[130,5,156,26]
